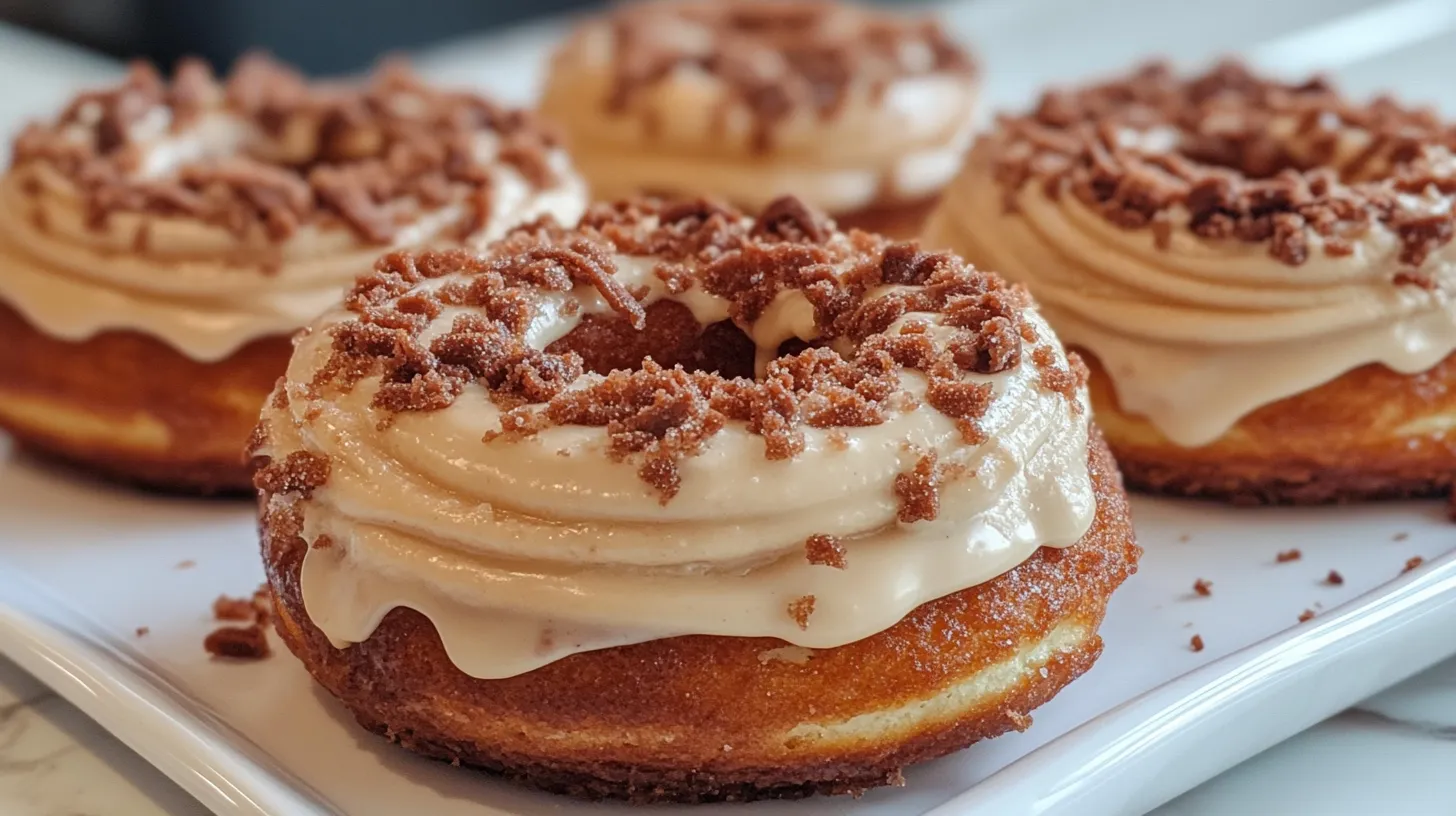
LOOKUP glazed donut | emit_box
[252,196,1140,802]
[539,0,978,238]
[925,61,1456,503]
[0,56,585,492]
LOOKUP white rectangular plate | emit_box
[4,0,1456,814]
[1,440,1453,816]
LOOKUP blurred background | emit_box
[0,0,590,73]
[0,0,912,74]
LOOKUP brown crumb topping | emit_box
[596,1,974,152]
[135,626,150,638]
[309,196,1049,501]
[1325,570,1345,586]
[1275,548,1302,563]
[1189,634,1205,653]
[11,55,559,248]
[212,594,256,622]
[894,451,941,523]
[1298,609,1317,623]
[1404,556,1426,573]
[804,533,847,569]
[788,594,816,630]
[253,450,330,497]
[1192,578,1212,597]
[992,60,1456,271]
[203,584,273,660]
[204,625,271,660]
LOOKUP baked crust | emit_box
[261,431,1139,803]
[0,300,284,493]
[1084,351,1456,504]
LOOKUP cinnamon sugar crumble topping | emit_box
[253,450,330,497]
[311,196,1060,500]
[894,451,941,523]
[601,0,973,151]
[805,533,848,569]
[11,55,559,247]
[787,594,817,630]
[994,60,1456,271]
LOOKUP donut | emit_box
[251,196,1140,802]
[0,56,586,493]
[924,61,1456,504]
[539,0,978,239]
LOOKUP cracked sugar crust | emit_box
[10,54,562,247]
[302,196,1072,503]
[990,60,1456,271]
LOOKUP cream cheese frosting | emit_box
[927,145,1456,448]
[924,67,1456,447]
[255,206,1096,679]
[0,58,588,362]
[539,0,978,215]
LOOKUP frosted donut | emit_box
[252,196,1139,802]
[0,55,586,492]
[540,0,978,238]
[926,61,1456,504]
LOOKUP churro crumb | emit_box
[203,625,271,660]
[894,452,941,523]
[212,594,256,622]
[1325,570,1345,586]
[595,2,974,153]
[12,55,558,246]
[788,595,816,630]
[1276,548,1302,563]
[804,534,848,569]
[1189,634,1205,653]
[302,196,1062,504]
[992,60,1456,268]
[1192,578,1213,597]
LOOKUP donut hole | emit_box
[547,301,758,379]
[1174,132,1326,181]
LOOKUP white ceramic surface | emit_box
[3,0,1456,813]
[0,436,1452,816]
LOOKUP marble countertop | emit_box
[3,651,1454,815]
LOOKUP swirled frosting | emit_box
[254,198,1095,679]
[539,0,978,215]
[924,62,1456,446]
[0,56,586,361]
